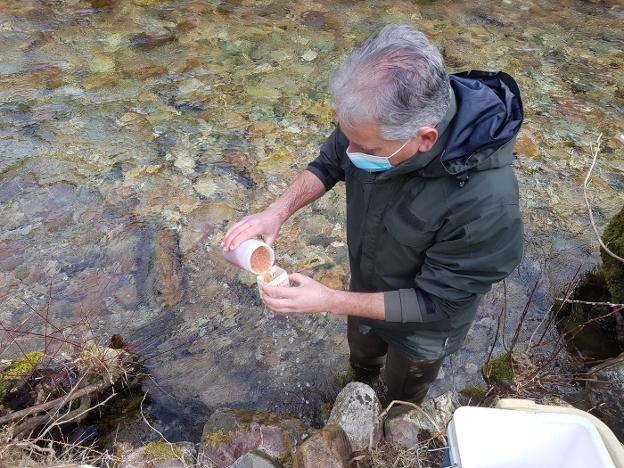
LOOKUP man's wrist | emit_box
[326,288,345,315]
[266,201,290,225]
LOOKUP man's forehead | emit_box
[341,121,384,145]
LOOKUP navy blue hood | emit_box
[443,71,523,164]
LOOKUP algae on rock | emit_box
[0,352,44,403]
[144,441,183,462]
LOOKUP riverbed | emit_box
[0,0,623,441]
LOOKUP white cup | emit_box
[222,239,275,274]
[257,266,290,299]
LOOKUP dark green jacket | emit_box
[306,71,524,359]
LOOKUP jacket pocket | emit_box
[374,214,438,286]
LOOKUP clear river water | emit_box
[0,0,623,441]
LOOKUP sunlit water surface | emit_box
[1,0,623,440]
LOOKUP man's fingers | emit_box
[263,232,276,246]
[262,296,292,313]
[224,224,258,251]
[222,219,250,248]
[262,285,298,299]
[288,273,311,285]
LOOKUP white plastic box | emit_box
[446,406,615,468]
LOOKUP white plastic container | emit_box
[446,406,616,468]
[222,239,275,274]
[256,265,290,299]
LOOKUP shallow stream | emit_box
[1,0,623,441]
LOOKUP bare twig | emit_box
[138,392,186,464]
[375,400,447,449]
[557,298,624,308]
[535,264,582,348]
[510,279,540,352]
[484,305,503,379]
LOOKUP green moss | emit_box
[459,387,487,404]
[144,442,182,462]
[319,402,333,424]
[0,352,44,402]
[203,430,235,449]
[601,206,624,304]
[482,352,514,385]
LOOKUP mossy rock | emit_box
[203,429,236,449]
[482,352,514,386]
[144,441,183,462]
[601,205,624,304]
[0,352,44,402]
[459,387,487,404]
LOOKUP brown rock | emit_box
[319,271,344,290]
[292,425,352,468]
[246,121,278,136]
[115,112,154,139]
[130,32,177,49]
[150,230,184,308]
[300,11,330,29]
[122,63,167,81]
[175,20,196,33]
[553,95,593,118]
[514,133,540,159]
[175,58,202,73]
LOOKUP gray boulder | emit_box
[230,451,282,468]
[384,391,458,448]
[327,382,382,451]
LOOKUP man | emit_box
[222,24,524,404]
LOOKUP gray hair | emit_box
[330,24,450,141]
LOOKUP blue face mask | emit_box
[346,139,410,172]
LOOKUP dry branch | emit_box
[557,298,624,308]
[0,379,111,426]
[583,133,624,264]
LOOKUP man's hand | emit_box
[262,272,386,320]
[221,170,327,251]
[221,208,285,251]
[262,273,333,314]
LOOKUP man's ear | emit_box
[416,126,438,153]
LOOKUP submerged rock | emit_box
[586,353,624,437]
[327,382,382,452]
[292,424,352,468]
[149,230,184,309]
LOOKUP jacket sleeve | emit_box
[384,204,524,323]
[305,126,347,191]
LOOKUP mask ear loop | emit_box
[387,138,411,160]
